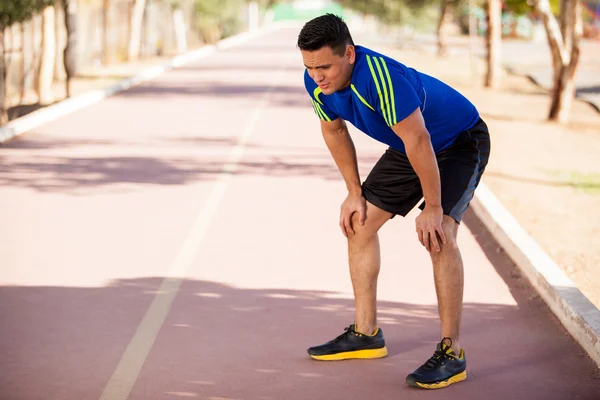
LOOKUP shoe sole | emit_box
[309,347,388,361]
[406,370,467,389]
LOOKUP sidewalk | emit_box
[5,53,186,122]
[500,39,600,113]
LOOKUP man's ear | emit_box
[345,45,356,64]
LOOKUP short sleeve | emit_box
[364,54,421,127]
[304,70,339,122]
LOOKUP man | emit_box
[297,14,491,389]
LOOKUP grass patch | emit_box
[546,171,600,194]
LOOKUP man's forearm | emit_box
[323,128,362,195]
[405,133,442,208]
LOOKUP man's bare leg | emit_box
[306,201,392,360]
[429,215,463,352]
[406,214,467,387]
[348,201,392,335]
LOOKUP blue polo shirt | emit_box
[304,45,480,153]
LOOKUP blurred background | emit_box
[1,0,598,126]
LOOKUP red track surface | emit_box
[1,27,599,400]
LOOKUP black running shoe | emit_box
[307,324,388,361]
[406,337,467,389]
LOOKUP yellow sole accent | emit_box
[310,347,388,361]
[414,371,467,389]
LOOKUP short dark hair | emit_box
[297,13,354,56]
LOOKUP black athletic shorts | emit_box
[361,118,491,224]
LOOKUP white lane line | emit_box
[98,55,292,400]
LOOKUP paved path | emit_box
[501,39,600,112]
[1,27,599,400]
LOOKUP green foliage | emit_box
[504,0,534,15]
[258,0,280,9]
[164,0,182,10]
[193,0,246,42]
[504,0,561,16]
[342,0,408,22]
[337,0,438,25]
[194,0,245,23]
[0,0,55,30]
[270,1,345,21]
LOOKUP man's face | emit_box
[301,45,355,95]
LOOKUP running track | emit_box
[1,26,599,400]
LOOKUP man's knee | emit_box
[440,215,459,249]
[348,203,391,241]
[349,212,379,240]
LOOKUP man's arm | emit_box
[320,118,361,196]
[391,107,446,251]
[391,108,441,209]
[320,117,366,236]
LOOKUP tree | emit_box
[0,0,56,124]
[38,4,56,105]
[533,0,582,122]
[62,0,77,97]
[485,0,502,87]
[128,0,147,61]
[167,0,187,53]
[0,0,55,27]
[102,0,110,65]
[341,0,427,25]
[193,0,247,44]
[437,0,453,56]
[0,33,7,124]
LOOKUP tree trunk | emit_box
[103,0,110,65]
[54,0,65,81]
[20,22,30,105]
[437,0,451,57]
[467,0,479,76]
[535,0,582,123]
[38,6,56,106]
[0,31,8,125]
[248,1,259,32]
[485,0,502,87]
[63,0,78,98]
[128,0,147,61]
[548,58,579,121]
[1,26,17,123]
[173,7,187,54]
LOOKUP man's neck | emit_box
[339,64,355,91]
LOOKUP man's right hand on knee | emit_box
[339,193,366,237]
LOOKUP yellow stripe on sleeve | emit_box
[313,87,324,105]
[373,57,392,126]
[379,57,397,125]
[312,100,331,122]
[311,100,323,120]
[366,55,390,126]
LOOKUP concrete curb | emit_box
[472,182,600,368]
[0,21,295,143]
